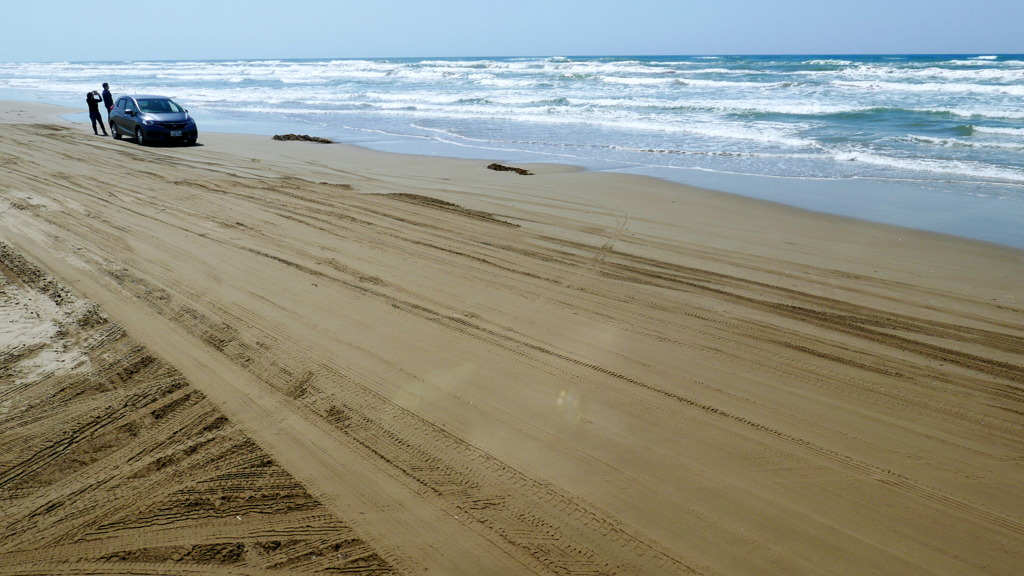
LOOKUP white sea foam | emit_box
[906,134,1024,150]
[928,107,1024,120]
[971,125,1024,136]
[834,149,1024,183]
[478,78,546,89]
[684,98,865,116]
[805,59,855,66]
[834,80,1024,96]
[603,76,676,86]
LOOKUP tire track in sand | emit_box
[0,242,395,575]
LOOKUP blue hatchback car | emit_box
[109,94,198,146]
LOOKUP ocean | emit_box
[2,55,1023,248]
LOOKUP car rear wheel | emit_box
[135,127,146,146]
[110,122,122,140]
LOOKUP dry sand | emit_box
[1,100,1022,575]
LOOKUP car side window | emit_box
[125,99,137,113]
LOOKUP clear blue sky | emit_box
[4,0,1021,61]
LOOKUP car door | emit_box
[121,98,140,133]
[111,97,128,132]
[113,97,132,133]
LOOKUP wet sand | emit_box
[2,101,1023,575]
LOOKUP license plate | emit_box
[170,130,182,137]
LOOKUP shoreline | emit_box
[8,87,1024,250]
[2,97,1023,575]
[3,98,1023,314]
[14,96,1024,255]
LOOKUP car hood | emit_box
[145,112,191,122]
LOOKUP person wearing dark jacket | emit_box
[86,91,108,136]
[101,83,113,120]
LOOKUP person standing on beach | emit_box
[86,91,108,136]
[101,83,113,121]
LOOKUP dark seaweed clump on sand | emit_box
[272,134,334,143]
[487,163,532,175]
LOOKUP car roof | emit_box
[129,95,173,100]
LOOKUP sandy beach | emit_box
[2,100,1023,575]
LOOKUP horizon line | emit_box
[5,52,1024,64]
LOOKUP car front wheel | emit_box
[135,127,146,146]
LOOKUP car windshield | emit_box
[137,98,184,114]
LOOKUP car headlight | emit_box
[142,116,155,126]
